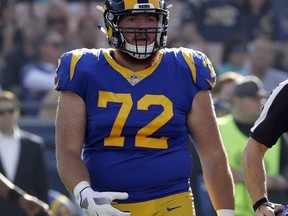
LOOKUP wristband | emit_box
[253,197,268,211]
[7,186,25,203]
[216,209,235,216]
[73,181,90,198]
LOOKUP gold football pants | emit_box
[112,191,195,216]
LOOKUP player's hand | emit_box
[73,181,131,216]
[254,202,283,216]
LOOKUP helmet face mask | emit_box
[103,0,169,59]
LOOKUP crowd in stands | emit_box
[0,0,288,215]
[0,0,107,117]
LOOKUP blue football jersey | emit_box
[55,48,216,202]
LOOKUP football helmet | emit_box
[102,0,169,59]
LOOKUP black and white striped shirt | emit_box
[251,79,288,148]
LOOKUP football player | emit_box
[54,0,235,215]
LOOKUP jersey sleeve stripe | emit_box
[70,49,84,81]
[54,59,61,89]
[181,49,197,84]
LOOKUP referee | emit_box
[243,79,288,216]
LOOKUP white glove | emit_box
[73,181,131,216]
[216,209,235,216]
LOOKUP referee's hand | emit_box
[254,202,283,216]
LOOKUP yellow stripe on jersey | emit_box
[70,49,84,81]
[103,49,163,86]
[207,78,216,88]
[54,59,61,89]
[181,48,197,84]
[202,57,216,88]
